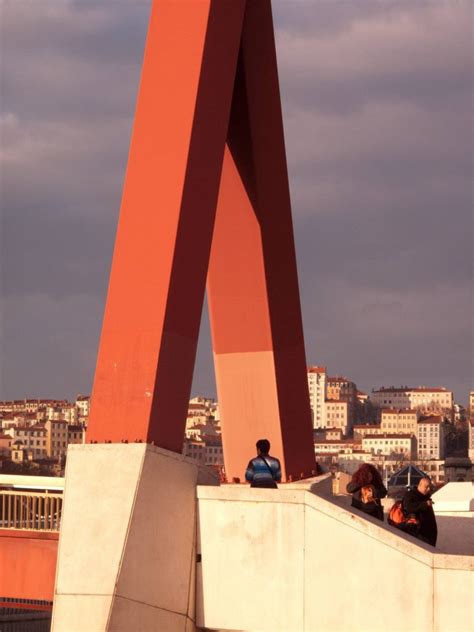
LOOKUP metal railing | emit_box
[0,491,62,531]
[0,596,53,612]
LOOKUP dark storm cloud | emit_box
[0,0,472,402]
[0,0,151,396]
[271,1,472,400]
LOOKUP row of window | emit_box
[364,440,410,445]
[383,423,415,428]
[206,456,222,464]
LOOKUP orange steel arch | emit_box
[87,0,315,481]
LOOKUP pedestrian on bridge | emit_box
[346,463,387,521]
[245,439,281,489]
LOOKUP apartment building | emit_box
[469,419,474,461]
[314,439,355,455]
[380,409,419,435]
[307,366,327,428]
[75,395,90,419]
[313,428,344,441]
[353,424,383,440]
[371,386,453,419]
[44,419,68,459]
[417,416,445,460]
[327,376,357,425]
[0,433,13,457]
[68,425,85,446]
[13,424,48,460]
[323,400,349,435]
[61,405,77,424]
[362,434,415,459]
[182,438,206,466]
[204,440,223,466]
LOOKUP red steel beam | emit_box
[87,0,246,449]
[87,0,315,480]
[207,2,315,481]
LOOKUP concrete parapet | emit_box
[50,454,472,631]
[196,481,473,632]
[51,443,217,632]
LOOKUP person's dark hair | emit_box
[350,463,383,488]
[256,438,270,454]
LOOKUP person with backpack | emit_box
[346,463,387,521]
[401,477,438,546]
[245,439,281,489]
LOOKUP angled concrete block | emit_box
[108,595,193,631]
[54,444,145,597]
[52,444,217,632]
[115,447,198,614]
[51,594,113,632]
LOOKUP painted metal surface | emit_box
[87,0,315,481]
[0,530,58,601]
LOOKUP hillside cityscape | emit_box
[2,368,473,486]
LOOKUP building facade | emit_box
[416,416,445,460]
[380,409,419,434]
[469,420,474,461]
[0,433,12,457]
[362,433,415,459]
[67,425,85,446]
[353,424,383,440]
[13,424,48,460]
[307,366,327,428]
[327,376,357,426]
[44,419,68,459]
[371,387,453,419]
[322,400,349,435]
[75,395,90,420]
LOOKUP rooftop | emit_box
[363,433,413,439]
[374,386,450,394]
[418,415,443,424]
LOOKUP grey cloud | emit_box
[275,1,472,115]
[2,292,103,398]
[1,0,472,403]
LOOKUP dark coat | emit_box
[346,481,387,521]
[402,487,438,546]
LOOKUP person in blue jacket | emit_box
[245,439,281,489]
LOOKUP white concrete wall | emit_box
[196,479,473,632]
[51,452,472,632]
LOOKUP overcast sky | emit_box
[1,0,472,405]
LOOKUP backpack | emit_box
[388,500,419,527]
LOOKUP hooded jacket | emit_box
[346,481,387,521]
[402,487,437,546]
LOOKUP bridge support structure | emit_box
[52,444,216,631]
[86,0,315,481]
